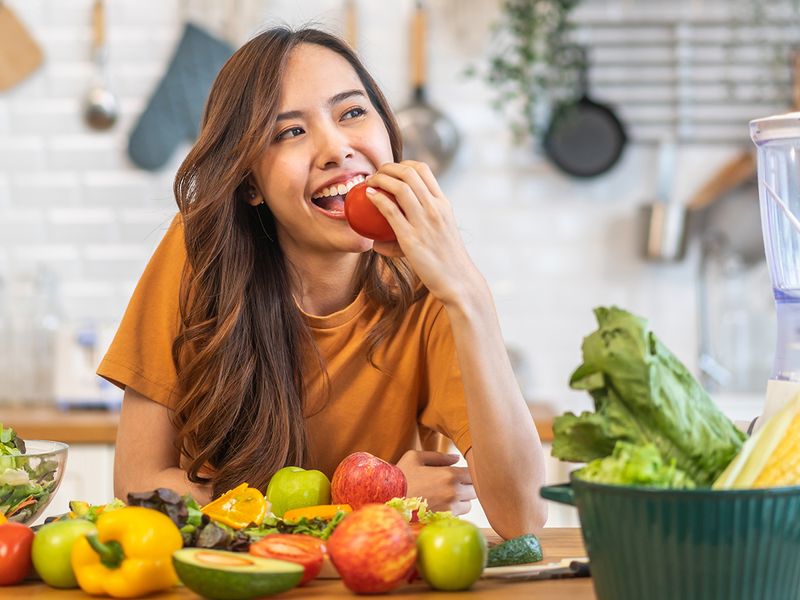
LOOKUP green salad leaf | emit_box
[0,424,58,521]
[574,441,696,488]
[553,307,745,487]
[244,510,346,542]
[386,496,455,524]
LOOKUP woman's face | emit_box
[250,43,394,256]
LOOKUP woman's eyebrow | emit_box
[276,89,367,121]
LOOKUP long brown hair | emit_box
[171,28,424,498]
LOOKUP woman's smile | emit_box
[310,173,368,219]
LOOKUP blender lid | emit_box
[750,112,800,143]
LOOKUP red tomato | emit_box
[249,533,325,585]
[0,522,34,586]
[344,182,397,242]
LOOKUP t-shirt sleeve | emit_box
[417,303,472,456]
[96,214,186,408]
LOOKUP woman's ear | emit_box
[246,184,263,207]
[244,175,264,207]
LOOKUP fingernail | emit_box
[366,186,377,195]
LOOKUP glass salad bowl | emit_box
[1,440,68,525]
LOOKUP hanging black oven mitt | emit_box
[128,22,233,171]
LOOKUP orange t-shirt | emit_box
[97,214,472,477]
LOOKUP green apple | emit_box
[266,466,331,517]
[416,519,487,591]
[32,519,97,588]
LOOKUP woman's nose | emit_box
[314,123,354,168]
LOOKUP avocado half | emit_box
[173,548,304,600]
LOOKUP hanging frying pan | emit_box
[543,48,627,178]
[395,0,460,176]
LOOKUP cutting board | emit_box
[316,555,589,580]
[0,4,43,91]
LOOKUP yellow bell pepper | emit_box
[71,506,183,598]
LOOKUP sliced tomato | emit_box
[249,534,325,585]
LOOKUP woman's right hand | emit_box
[396,450,476,515]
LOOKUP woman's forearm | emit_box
[445,278,547,538]
[114,467,212,505]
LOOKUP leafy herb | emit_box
[467,0,585,144]
[194,521,251,552]
[553,307,745,487]
[386,497,455,524]
[127,488,211,546]
[69,498,125,522]
[574,442,696,489]
[243,511,346,543]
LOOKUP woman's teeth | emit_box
[312,174,365,200]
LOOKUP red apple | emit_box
[331,452,407,509]
[327,504,416,594]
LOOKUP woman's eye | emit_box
[276,126,304,141]
[342,107,366,120]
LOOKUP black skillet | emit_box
[543,49,627,178]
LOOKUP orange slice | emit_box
[201,483,268,529]
[283,504,352,522]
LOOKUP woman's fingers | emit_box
[366,186,412,239]
[455,483,477,502]
[449,500,473,516]
[367,171,426,226]
[418,451,461,466]
[401,160,444,199]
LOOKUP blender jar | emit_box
[750,111,800,424]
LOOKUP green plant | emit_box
[468,0,585,144]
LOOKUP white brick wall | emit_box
[0,0,761,401]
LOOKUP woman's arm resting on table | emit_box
[452,285,548,539]
[114,387,212,504]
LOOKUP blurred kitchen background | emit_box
[1,0,798,526]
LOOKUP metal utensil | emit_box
[396,0,460,176]
[83,0,117,130]
[483,558,590,581]
[641,139,685,261]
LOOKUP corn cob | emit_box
[713,394,800,489]
[752,410,800,487]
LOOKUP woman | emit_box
[99,27,546,538]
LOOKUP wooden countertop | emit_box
[10,528,593,599]
[0,403,556,445]
[0,406,120,444]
